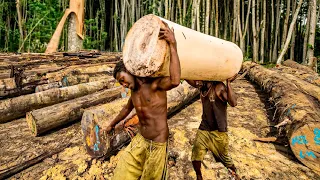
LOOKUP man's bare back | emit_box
[106,21,181,143]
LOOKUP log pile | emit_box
[243,61,320,174]
[0,52,120,99]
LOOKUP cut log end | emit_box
[290,124,320,173]
[123,14,168,77]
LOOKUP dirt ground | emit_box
[4,77,320,180]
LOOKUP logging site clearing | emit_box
[0,53,319,180]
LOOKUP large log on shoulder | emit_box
[81,82,199,158]
[123,14,242,81]
[243,62,320,173]
[0,78,114,123]
[283,60,316,75]
[274,65,320,87]
[26,87,122,136]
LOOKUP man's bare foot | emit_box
[228,168,240,180]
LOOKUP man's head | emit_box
[113,61,136,90]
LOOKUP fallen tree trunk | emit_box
[81,82,199,158]
[35,74,112,92]
[243,61,320,173]
[274,65,320,87]
[283,60,317,75]
[271,70,320,102]
[26,87,122,136]
[0,64,114,99]
[0,53,121,71]
[0,78,114,123]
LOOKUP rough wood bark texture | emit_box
[46,0,85,53]
[35,74,112,92]
[68,13,83,52]
[0,63,114,99]
[122,14,243,81]
[0,79,114,123]
[243,61,320,173]
[0,53,121,71]
[274,65,320,87]
[283,60,316,75]
[272,68,320,101]
[26,87,122,136]
[81,82,199,158]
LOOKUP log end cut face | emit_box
[123,14,168,77]
[81,115,110,158]
[289,124,320,174]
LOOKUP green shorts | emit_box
[112,133,168,180]
[191,129,234,168]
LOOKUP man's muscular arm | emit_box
[155,21,181,91]
[105,97,134,132]
[217,75,237,107]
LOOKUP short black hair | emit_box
[113,61,127,79]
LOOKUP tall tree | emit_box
[290,0,297,60]
[306,0,317,66]
[260,0,266,63]
[277,0,303,64]
[303,2,311,63]
[272,0,281,63]
[252,0,259,62]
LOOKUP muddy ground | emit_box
[3,77,320,180]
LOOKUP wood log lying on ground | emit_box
[81,82,199,158]
[271,70,320,102]
[26,86,122,136]
[0,78,114,123]
[283,60,317,75]
[243,61,320,173]
[0,64,114,99]
[0,53,121,71]
[34,74,113,92]
[274,65,320,87]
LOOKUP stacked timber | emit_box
[0,52,121,99]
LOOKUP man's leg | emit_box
[112,134,146,180]
[141,141,168,180]
[192,161,203,180]
[191,130,209,180]
[207,131,240,180]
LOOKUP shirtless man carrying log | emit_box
[105,21,181,180]
[186,76,239,180]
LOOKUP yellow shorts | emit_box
[112,133,168,180]
[191,130,234,168]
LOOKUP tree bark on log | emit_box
[81,82,199,158]
[26,87,122,136]
[272,70,320,102]
[243,62,320,174]
[283,60,316,75]
[274,65,320,87]
[0,78,114,123]
[0,53,121,71]
[35,74,112,92]
[0,64,114,99]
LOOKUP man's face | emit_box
[116,71,135,90]
[194,80,204,88]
